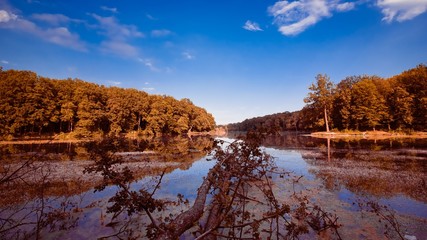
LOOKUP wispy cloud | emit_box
[142,81,154,91]
[268,0,331,36]
[100,41,139,57]
[108,80,122,85]
[0,9,17,22]
[268,0,427,36]
[31,13,75,26]
[151,29,172,37]
[91,14,143,40]
[243,20,263,31]
[146,14,157,20]
[268,0,357,36]
[101,6,118,14]
[1,60,9,64]
[91,14,143,58]
[142,87,155,92]
[377,0,427,22]
[182,51,195,60]
[336,2,355,12]
[0,9,86,51]
[138,58,159,72]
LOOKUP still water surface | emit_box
[1,134,426,239]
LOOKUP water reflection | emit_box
[0,136,215,239]
[259,134,427,203]
[0,136,214,204]
[1,134,426,239]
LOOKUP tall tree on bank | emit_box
[304,74,335,132]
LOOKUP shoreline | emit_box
[310,131,427,139]
[0,130,227,145]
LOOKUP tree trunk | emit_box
[156,165,218,239]
[324,107,330,132]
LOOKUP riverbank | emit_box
[0,127,227,144]
[310,130,427,139]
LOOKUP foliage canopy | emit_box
[0,69,215,138]
[229,64,427,132]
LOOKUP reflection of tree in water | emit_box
[0,136,215,204]
[298,137,427,203]
[2,134,423,239]
[1,135,344,239]
[0,150,84,239]
[82,134,342,239]
[0,136,216,238]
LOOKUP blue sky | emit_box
[1,0,426,124]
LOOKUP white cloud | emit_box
[243,20,263,31]
[142,87,155,92]
[138,58,159,72]
[336,2,355,12]
[101,41,139,57]
[1,60,9,64]
[268,0,331,36]
[151,29,172,37]
[377,0,427,22]
[0,9,17,22]
[268,0,427,36]
[0,9,86,51]
[32,13,72,26]
[182,51,195,60]
[92,14,143,58]
[92,14,143,40]
[108,80,122,85]
[268,0,359,36]
[101,6,118,13]
[45,27,85,49]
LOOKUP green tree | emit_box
[304,74,335,132]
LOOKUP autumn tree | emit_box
[304,74,335,132]
[351,77,389,131]
[0,68,216,139]
[230,65,425,132]
[394,64,427,130]
[331,76,360,130]
[389,85,413,129]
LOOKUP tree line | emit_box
[0,68,215,139]
[228,64,426,132]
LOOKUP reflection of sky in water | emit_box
[266,148,314,180]
[148,140,314,202]
[150,157,216,201]
[381,195,427,218]
[5,136,427,238]
[338,189,427,219]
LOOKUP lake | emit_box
[1,134,426,239]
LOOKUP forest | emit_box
[228,64,427,132]
[0,68,215,139]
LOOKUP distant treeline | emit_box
[0,68,215,139]
[227,111,304,132]
[229,64,426,132]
